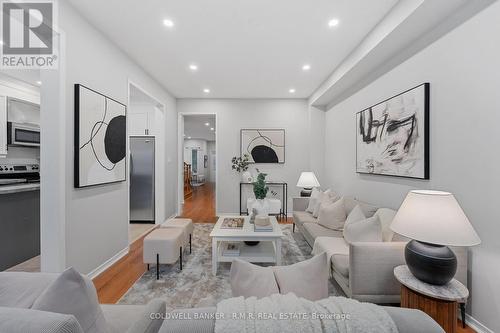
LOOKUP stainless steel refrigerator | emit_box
[130,136,155,223]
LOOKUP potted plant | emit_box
[231,154,252,182]
[246,169,270,246]
[251,169,270,216]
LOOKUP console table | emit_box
[394,265,469,333]
[239,182,288,220]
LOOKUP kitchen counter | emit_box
[0,183,40,194]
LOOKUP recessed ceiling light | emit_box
[189,64,198,71]
[187,136,191,139]
[203,88,210,94]
[205,122,210,126]
[328,18,340,28]
[302,64,311,71]
[163,19,174,28]
[36,80,42,85]
[289,88,296,94]
[0,40,4,45]
[210,127,214,131]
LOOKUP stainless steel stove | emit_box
[0,162,40,185]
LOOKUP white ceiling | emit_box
[67,0,398,98]
[184,115,216,141]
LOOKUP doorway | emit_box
[178,114,217,223]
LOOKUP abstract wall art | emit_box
[75,84,127,188]
[241,129,285,164]
[356,83,429,179]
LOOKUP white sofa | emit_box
[292,196,468,304]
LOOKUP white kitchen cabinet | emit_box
[0,96,7,157]
[129,110,154,136]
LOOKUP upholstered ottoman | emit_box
[143,228,184,279]
[160,218,194,254]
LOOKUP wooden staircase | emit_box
[184,162,193,199]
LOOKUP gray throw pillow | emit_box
[272,253,328,301]
[32,267,108,333]
[230,259,280,299]
[343,215,383,244]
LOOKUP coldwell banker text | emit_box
[1,0,58,69]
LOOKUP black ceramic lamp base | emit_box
[300,188,312,197]
[405,240,457,285]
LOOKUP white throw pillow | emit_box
[32,267,108,333]
[312,190,339,218]
[305,188,321,213]
[343,215,383,244]
[317,198,346,230]
[272,253,328,301]
[230,259,280,299]
[343,205,366,238]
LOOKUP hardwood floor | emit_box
[94,225,158,303]
[179,182,217,223]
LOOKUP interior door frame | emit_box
[177,112,218,216]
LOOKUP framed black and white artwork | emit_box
[356,83,429,179]
[75,84,127,188]
[241,129,285,164]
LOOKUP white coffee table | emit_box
[209,216,284,275]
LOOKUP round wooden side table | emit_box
[394,265,469,333]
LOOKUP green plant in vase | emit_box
[253,169,269,199]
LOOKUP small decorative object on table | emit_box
[232,154,252,182]
[249,208,258,224]
[296,172,320,197]
[254,215,273,232]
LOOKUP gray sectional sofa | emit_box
[292,196,468,304]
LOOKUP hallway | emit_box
[179,182,217,223]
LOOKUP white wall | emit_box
[178,99,310,214]
[323,2,500,330]
[207,141,216,182]
[47,1,177,275]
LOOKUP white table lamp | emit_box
[391,190,481,285]
[296,172,320,197]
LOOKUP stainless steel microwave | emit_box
[7,122,40,147]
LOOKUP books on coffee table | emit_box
[254,223,273,232]
[220,217,244,229]
[223,243,240,256]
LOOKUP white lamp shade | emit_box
[391,190,481,247]
[296,172,320,188]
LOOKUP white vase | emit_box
[242,171,253,183]
[251,198,270,216]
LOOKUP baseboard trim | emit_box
[465,313,494,333]
[87,246,129,280]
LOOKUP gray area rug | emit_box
[119,223,342,309]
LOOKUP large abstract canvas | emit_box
[241,129,285,164]
[75,84,127,188]
[356,83,429,179]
